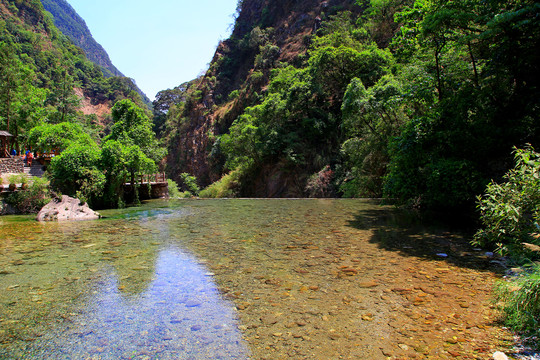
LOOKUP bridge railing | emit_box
[138,172,167,185]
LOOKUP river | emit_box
[0,199,513,359]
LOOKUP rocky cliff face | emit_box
[167,0,359,191]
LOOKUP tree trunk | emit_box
[468,41,479,87]
[435,46,443,101]
[6,86,11,132]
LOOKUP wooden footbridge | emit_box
[123,173,169,199]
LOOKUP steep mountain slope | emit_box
[40,0,122,78]
[0,0,149,140]
[40,0,151,105]
[164,0,361,190]
[162,0,539,206]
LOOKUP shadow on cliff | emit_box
[346,203,505,273]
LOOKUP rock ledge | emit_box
[37,195,100,222]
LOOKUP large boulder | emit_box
[37,195,100,222]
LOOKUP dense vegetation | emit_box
[22,99,164,208]
[0,0,162,208]
[161,0,539,214]
[474,145,540,345]
[46,99,165,208]
[0,0,150,150]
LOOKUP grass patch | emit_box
[497,267,540,348]
[199,169,243,198]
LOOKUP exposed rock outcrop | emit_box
[166,0,360,191]
[37,195,100,222]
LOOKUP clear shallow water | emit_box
[0,199,514,359]
[0,202,248,359]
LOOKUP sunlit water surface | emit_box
[0,201,248,359]
[0,199,514,359]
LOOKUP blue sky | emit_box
[66,0,239,100]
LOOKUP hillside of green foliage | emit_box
[0,0,150,148]
[40,0,151,106]
[161,0,539,212]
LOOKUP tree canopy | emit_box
[159,0,539,208]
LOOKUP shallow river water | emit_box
[0,199,514,359]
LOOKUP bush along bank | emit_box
[473,145,540,350]
[1,177,51,215]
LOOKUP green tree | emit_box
[152,85,189,137]
[46,66,80,123]
[48,142,105,206]
[0,42,21,133]
[107,99,166,162]
[340,75,405,196]
[100,139,156,207]
[28,122,94,153]
[0,42,48,151]
[220,113,263,170]
[11,85,47,151]
[384,0,539,209]
[309,45,392,104]
[102,100,163,206]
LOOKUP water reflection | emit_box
[0,204,249,359]
[1,199,514,359]
[30,247,249,359]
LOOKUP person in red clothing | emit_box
[26,151,33,166]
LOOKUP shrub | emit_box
[5,177,51,214]
[199,169,243,198]
[7,175,18,186]
[167,179,181,198]
[250,71,264,85]
[473,145,540,258]
[179,173,200,196]
[475,146,540,348]
[18,174,28,186]
[496,267,540,343]
[228,90,240,101]
[305,165,335,198]
[179,191,193,198]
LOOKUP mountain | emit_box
[40,0,122,78]
[158,0,539,207]
[0,0,150,142]
[40,0,151,105]
[161,0,362,190]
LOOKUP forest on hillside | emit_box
[0,0,162,210]
[0,0,149,149]
[2,0,538,212]
[159,0,539,213]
